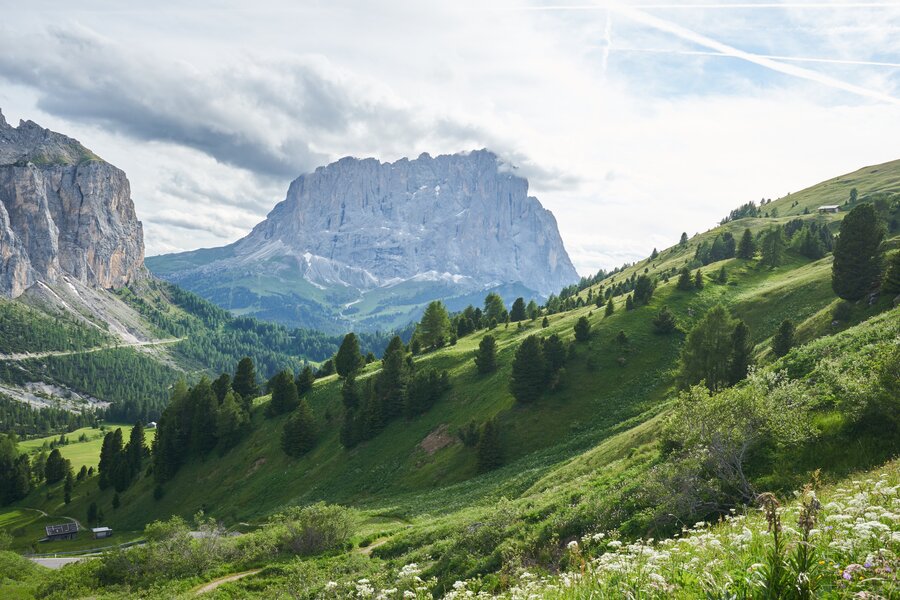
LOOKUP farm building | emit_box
[818,205,840,214]
[44,522,78,541]
[92,526,113,539]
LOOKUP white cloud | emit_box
[1,0,899,275]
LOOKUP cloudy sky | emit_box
[1,1,899,275]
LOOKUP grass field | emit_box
[19,424,156,471]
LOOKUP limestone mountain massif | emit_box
[148,150,579,332]
[0,110,145,297]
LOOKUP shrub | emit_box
[273,502,356,556]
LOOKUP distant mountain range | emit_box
[147,150,579,332]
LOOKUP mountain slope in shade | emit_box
[148,150,579,332]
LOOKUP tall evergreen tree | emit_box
[483,292,507,324]
[335,333,364,377]
[232,357,258,403]
[375,336,409,419]
[98,429,123,489]
[728,320,753,386]
[474,335,498,374]
[676,267,694,291]
[574,316,591,342]
[760,227,786,268]
[267,370,299,417]
[625,294,635,310]
[510,336,546,403]
[216,390,249,453]
[679,232,689,246]
[211,373,232,404]
[883,251,900,295]
[0,434,30,505]
[416,301,452,349]
[126,422,145,477]
[526,299,540,321]
[542,334,567,385]
[633,274,655,305]
[605,297,614,316]
[678,305,736,392]
[190,379,218,455]
[694,270,705,289]
[832,204,885,300]
[509,297,527,322]
[44,448,68,484]
[476,419,503,472]
[295,365,315,396]
[282,398,317,457]
[64,470,74,504]
[772,319,795,358]
[652,306,678,334]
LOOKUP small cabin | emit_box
[44,522,78,541]
[146,421,158,429]
[818,205,840,214]
[92,526,113,539]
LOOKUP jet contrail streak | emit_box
[515,3,900,10]
[611,47,900,69]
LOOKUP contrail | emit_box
[601,10,612,75]
[606,3,900,104]
[611,47,900,69]
[516,3,900,10]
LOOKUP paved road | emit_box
[0,337,184,361]
[30,556,96,569]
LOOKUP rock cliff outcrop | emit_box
[0,110,145,297]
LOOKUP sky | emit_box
[1,1,899,276]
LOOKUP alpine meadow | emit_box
[1,2,899,599]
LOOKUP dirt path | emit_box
[193,569,262,595]
[357,537,390,556]
[0,337,184,362]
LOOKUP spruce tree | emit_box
[832,204,885,300]
[233,357,258,403]
[676,267,693,291]
[633,274,654,305]
[474,335,498,374]
[64,470,73,504]
[883,251,900,295]
[510,336,546,404]
[717,266,727,284]
[335,333,364,377]
[216,390,249,453]
[126,422,144,477]
[267,370,299,417]
[728,320,753,385]
[679,232,689,246]
[651,247,659,259]
[211,373,231,403]
[760,227,786,268]
[509,297,527,322]
[375,336,409,419]
[678,305,736,391]
[542,334,567,384]
[772,319,795,358]
[476,419,503,472]
[694,270,704,289]
[282,398,317,457]
[44,448,68,484]
[605,297,614,316]
[483,292,507,324]
[190,380,218,455]
[625,294,635,310]
[296,365,315,396]
[416,301,451,349]
[542,316,550,328]
[574,316,591,342]
[652,306,677,334]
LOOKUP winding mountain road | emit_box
[0,337,184,362]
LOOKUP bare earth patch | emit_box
[247,457,267,476]
[418,424,455,455]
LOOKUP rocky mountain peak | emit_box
[0,111,145,297]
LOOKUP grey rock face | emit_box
[228,150,578,295]
[0,110,145,297]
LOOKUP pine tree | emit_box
[126,421,144,477]
[64,470,73,504]
[375,336,409,419]
[542,334,567,385]
[625,294,635,310]
[542,316,550,328]
[526,299,540,321]
[679,232,689,246]
[190,380,218,454]
[760,227,786,268]
[633,274,654,305]
[605,297,614,316]
[652,306,677,334]
[832,204,885,300]
[509,297,527,322]
[335,333,364,377]
[416,301,451,349]
[98,429,123,489]
[651,247,659,259]
[694,270,704,289]
[211,373,231,403]
[772,319,795,358]
[296,365,315,396]
[483,292,507,324]
[717,266,727,284]
[510,336,546,404]
[616,330,629,346]
[267,370,299,417]
[678,305,736,391]
[728,320,753,385]
[883,251,900,295]
[676,267,693,291]
[232,357,258,403]
[474,335,498,374]
[574,316,591,342]
[282,398,317,457]
[44,448,68,484]
[216,390,249,453]
[476,419,503,472]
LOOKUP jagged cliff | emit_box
[0,110,145,297]
[148,150,578,332]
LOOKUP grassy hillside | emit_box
[1,159,899,599]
